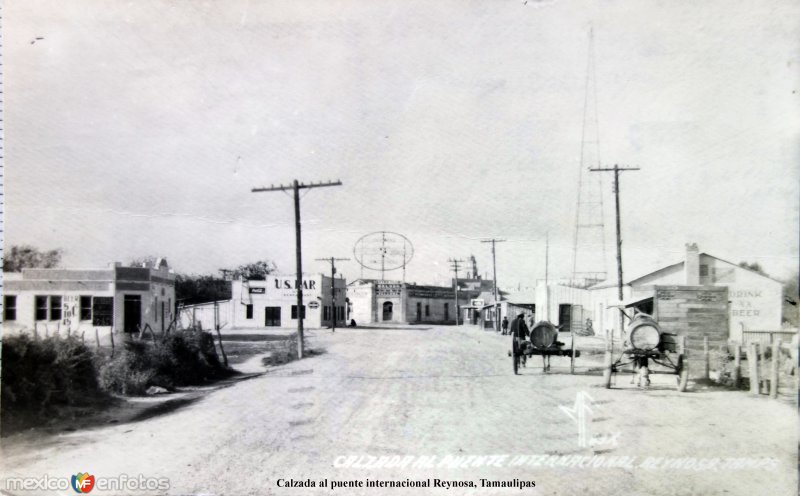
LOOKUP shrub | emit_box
[1,334,107,430]
[97,329,232,395]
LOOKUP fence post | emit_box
[34,322,39,340]
[749,343,759,395]
[95,328,101,350]
[732,344,741,388]
[110,330,115,358]
[703,336,710,380]
[770,339,780,399]
[81,331,85,344]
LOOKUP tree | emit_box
[3,245,63,272]
[782,273,799,327]
[225,260,276,281]
[175,274,232,306]
[738,261,768,277]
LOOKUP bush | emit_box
[1,334,107,429]
[97,329,232,395]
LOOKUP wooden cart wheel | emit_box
[602,349,613,389]
[570,329,576,374]
[677,354,689,392]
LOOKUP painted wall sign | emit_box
[308,301,320,309]
[249,287,266,294]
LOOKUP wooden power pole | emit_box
[448,258,465,325]
[315,257,350,333]
[481,238,506,332]
[252,179,342,358]
[590,165,639,333]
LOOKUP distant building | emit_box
[180,273,346,330]
[533,243,784,342]
[347,279,483,325]
[2,259,176,343]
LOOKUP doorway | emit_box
[382,301,393,321]
[558,304,572,333]
[265,306,281,327]
[416,302,422,322]
[123,295,141,333]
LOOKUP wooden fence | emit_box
[742,329,798,347]
[726,338,798,402]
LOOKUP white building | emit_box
[2,259,176,343]
[534,244,784,342]
[180,273,347,330]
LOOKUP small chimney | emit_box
[685,243,700,285]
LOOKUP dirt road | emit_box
[1,325,796,495]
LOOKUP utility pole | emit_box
[481,238,506,332]
[252,179,342,358]
[590,165,639,333]
[448,258,465,325]
[315,257,350,333]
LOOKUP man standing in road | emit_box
[501,316,509,335]
[510,313,530,367]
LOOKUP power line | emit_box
[481,239,506,332]
[590,165,639,333]
[448,258,465,326]
[252,179,343,358]
[315,257,350,333]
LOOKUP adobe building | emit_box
[2,259,176,343]
[180,273,346,330]
[347,279,478,325]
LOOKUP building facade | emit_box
[2,259,176,343]
[347,279,475,325]
[180,273,347,330]
[533,244,783,342]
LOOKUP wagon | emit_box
[511,321,580,375]
[602,313,689,391]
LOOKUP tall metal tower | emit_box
[571,27,608,288]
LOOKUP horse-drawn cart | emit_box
[511,321,580,375]
[602,313,689,391]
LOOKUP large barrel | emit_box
[627,313,661,351]
[530,321,558,349]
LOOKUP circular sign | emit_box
[308,301,320,309]
[353,231,414,272]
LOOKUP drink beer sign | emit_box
[353,231,414,280]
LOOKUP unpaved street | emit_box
[2,325,796,495]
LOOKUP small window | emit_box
[35,295,48,321]
[699,264,709,277]
[337,306,344,320]
[80,296,92,321]
[50,296,62,321]
[323,306,330,320]
[92,297,114,326]
[154,297,159,322]
[444,302,450,321]
[245,304,254,319]
[4,295,17,321]
[425,305,430,317]
[291,305,306,320]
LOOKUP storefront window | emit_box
[80,295,92,321]
[4,295,17,321]
[49,296,62,321]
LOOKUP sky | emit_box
[5,0,799,290]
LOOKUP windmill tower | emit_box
[571,27,608,288]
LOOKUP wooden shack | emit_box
[626,285,729,366]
